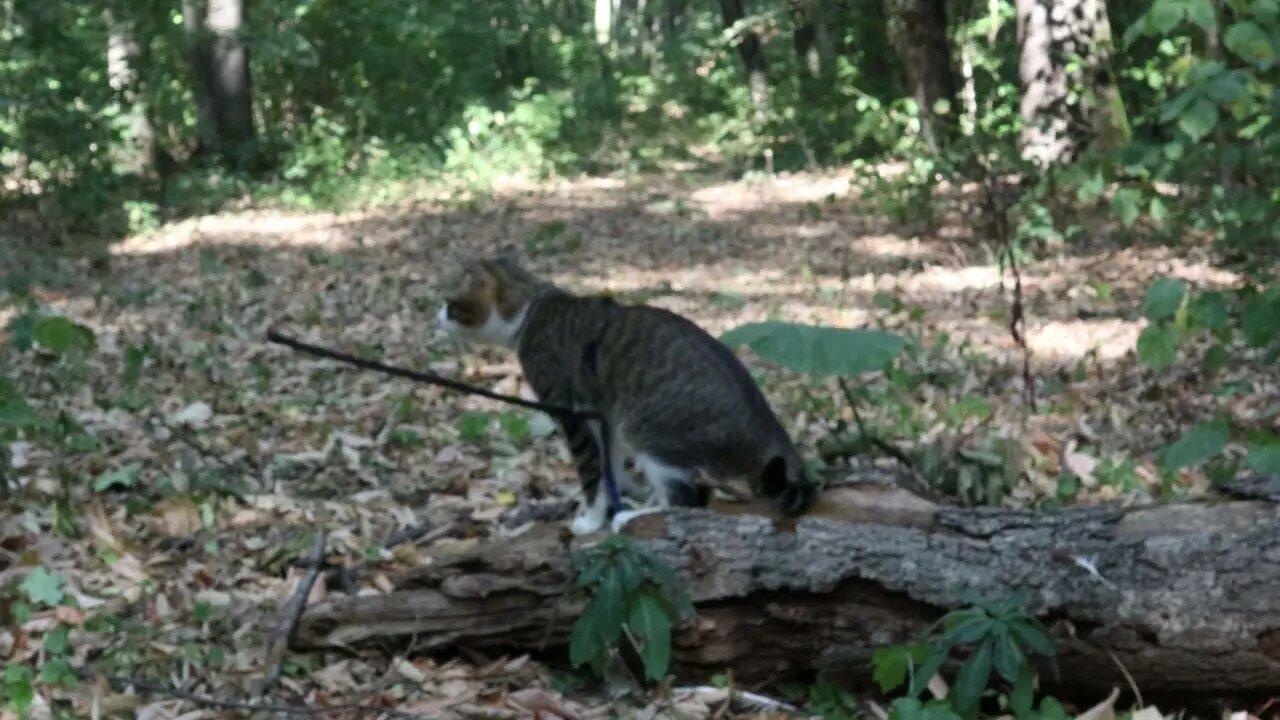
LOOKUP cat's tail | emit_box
[760,455,818,516]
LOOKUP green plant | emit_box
[568,534,693,682]
[1134,277,1280,475]
[873,593,1057,720]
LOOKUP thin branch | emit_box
[836,377,915,469]
[256,529,328,696]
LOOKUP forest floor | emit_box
[1,170,1274,719]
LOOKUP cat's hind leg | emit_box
[610,453,703,532]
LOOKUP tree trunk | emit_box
[890,0,957,154]
[791,0,832,78]
[1016,0,1129,166]
[594,0,613,47]
[295,476,1280,699]
[182,0,255,167]
[106,8,156,176]
[717,0,770,123]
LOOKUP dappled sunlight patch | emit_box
[113,210,365,256]
[1027,318,1144,361]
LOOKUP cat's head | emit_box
[437,252,546,348]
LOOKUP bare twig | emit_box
[836,377,915,469]
[256,529,328,696]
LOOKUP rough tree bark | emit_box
[105,7,156,176]
[182,0,255,166]
[890,0,957,154]
[1016,0,1129,166]
[791,0,832,78]
[295,475,1280,699]
[717,0,770,123]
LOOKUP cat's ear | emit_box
[760,456,789,498]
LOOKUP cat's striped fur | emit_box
[437,254,815,534]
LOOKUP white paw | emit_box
[610,507,663,533]
[571,513,606,535]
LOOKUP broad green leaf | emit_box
[1159,90,1196,123]
[1142,278,1187,320]
[457,411,490,443]
[39,658,77,688]
[627,590,672,680]
[1178,97,1219,142]
[1008,619,1056,657]
[942,615,994,645]
[873,644,927,692]
[568,602,605,667]
[20,567,64,607]
[0,393,38,428]
[1161,420,1230,470]
[1224,20,1277,66]
[1245,434,1280,474]
[1136,323,1182,370]
[42,625,71,654]
[3,664,34,713]
[1186,0,1216,30]
[94,463,142,492]
[1148,196,1168,227]
[992,627,1026,682]
[720,322,907,377]
[1187,291,1227,331]
[1241,293,1280,347]
[951,636,994,715]
[908,648,947,697]
[1110,188,1142,227]
[1203,344,1229,373]
[1150,0,1185,33]
[594,569,626,642]
[32,315,95,354]
[1010,665,1035,718]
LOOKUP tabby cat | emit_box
[436,254,815,534]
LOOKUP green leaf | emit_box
[992,628,1026,682]
[39,657,77,688]
[0,392,38,428]
[1161,420,1230,470]
[627,590,672,680]
[951,636,994,715]
[1241,293,1280,347]
[1245,434,1280,474]
[873,644,927,692]
[3,664,34,712]
[942,615,994,645]
[1142,278,1187,321]
[1224,20,1277,66]
[1010,665,1035,718]
[1110,187,1143,227]
[1178,97,1219,142]
[42,625,71,655]
[719,322,907,377]
[595,568,626,642]
[1008,620,1056,657]
[32,315,95,355]
[94,463,142,492]
[909,648,947,697]
[457,411,490,443]
[21,567,64,607]
[1150,0,1185,33]
[1186,0,1216,30]
[1187,291,1228,331]
[569,603,605,667]
[1136,323,1182,370]
[1148,196,1168,227]
[1203,344,1229,373]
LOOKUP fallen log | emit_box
[295,471,1280,697]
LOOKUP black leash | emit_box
[267,324,627,520]
[265,328,599,420]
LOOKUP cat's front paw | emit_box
[610,507,662,533]
[571,513,606,535]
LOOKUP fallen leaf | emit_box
[168,401,213,428]
[152,496,203,537]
